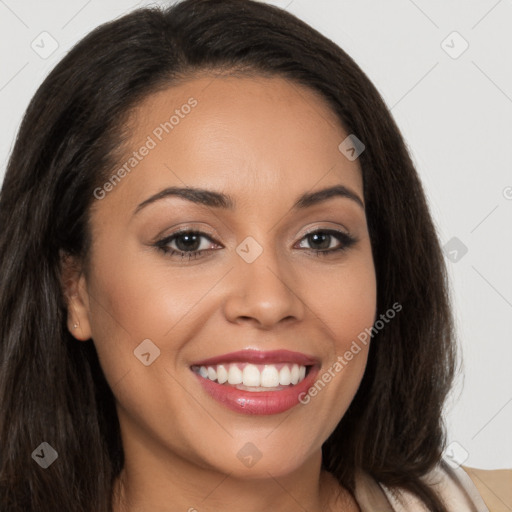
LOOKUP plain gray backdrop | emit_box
[1,0,511,469]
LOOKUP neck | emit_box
[112,445,354,512]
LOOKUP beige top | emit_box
[353,462,491,511]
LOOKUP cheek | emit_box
[303,250,377,349]
[296,249,376,406]
[87,239,204,337]
[296,261,376,441]
[84,238,226,380]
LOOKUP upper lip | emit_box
[190,349,320,367]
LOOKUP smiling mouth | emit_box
[191,362,312,391]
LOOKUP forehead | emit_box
[96,74,363,215]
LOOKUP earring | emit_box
[72,323,79,330]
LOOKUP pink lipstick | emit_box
[191,349,320,415]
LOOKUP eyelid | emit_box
[299,223,352,238]
[152,223,219,243]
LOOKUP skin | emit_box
[62,74,377,512]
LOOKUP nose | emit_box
[222,244,306,329]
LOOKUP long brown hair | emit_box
[0,1,457,510]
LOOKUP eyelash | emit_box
[154,228,357,261]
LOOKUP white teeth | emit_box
[216,364,228,384]
[196,362,309,388]
[279,365,291,385]
[207,366,217,381]
[227,365,243,385]
[243,364,261,386]
[290,364,300,385]
[261,365,280,387]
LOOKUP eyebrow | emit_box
[133,184,365,216]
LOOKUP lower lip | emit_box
[193,366,320,415]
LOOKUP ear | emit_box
[59,249,93,341]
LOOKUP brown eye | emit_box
[155,230,219,260]
[297,229,357,256]
[154,228,357,262]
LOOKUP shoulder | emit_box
[461,465,512,512]
[353,464,511,512]
[383,462,502,512]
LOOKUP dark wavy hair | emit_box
[0,0,458,510]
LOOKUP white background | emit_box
[1,0,511,469]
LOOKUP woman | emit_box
[0,0,505,510]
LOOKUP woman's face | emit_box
[67,74,377,481]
